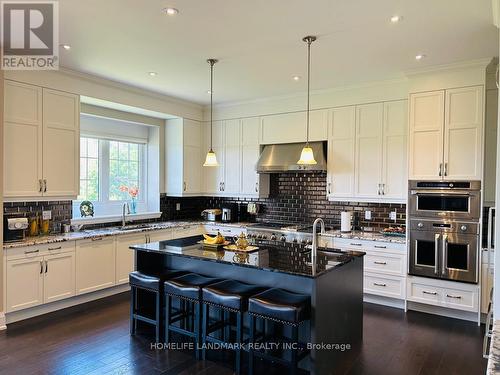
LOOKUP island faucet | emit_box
[311,217,325,265]
[122,202,130,228]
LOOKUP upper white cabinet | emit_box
[223,119,242,195]
[409,86,483,180]
[327,106,356,198]
[327,100,407,202]
[165,118,203,196]
[260,110,328,145]
[4,80,80,199]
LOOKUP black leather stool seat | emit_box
[129,270,184,291]
[203,280,265,311]
[164,273,221,300]
[248,288,310,324]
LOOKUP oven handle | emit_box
[435,233,440,275]
[442,234,448,276]
[410,190,471,196]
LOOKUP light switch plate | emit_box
[364,211,372,220]
[389,211,397,221]
[176,203,181,211]
[42,210,52,220]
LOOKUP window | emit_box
[75,136,146,215]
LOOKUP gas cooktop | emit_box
[247,222,336,244]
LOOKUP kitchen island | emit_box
[130,236,365,375]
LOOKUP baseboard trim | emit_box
[363,294,406,309]
[407,301,479,323]
[5,284,130,325]
[0,312,6,330]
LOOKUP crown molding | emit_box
[404,58,494,77]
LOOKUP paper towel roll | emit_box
[341,211,352,233]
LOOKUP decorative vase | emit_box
[130,197,137,214]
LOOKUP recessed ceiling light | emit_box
[148,71,158,76]
[415,54,426,61]
[163,7,179,16]
[61,44,71,50]
[390,15,402,23]
[292,75,301,81]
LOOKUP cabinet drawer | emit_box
[6,241,75,260]
[364,252,406,276]
[364,273,405,299]
[172,225,203,239]
[407,277,478,312]
[332,238,405,254]
[204,224,246,237]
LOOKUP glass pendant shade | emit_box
[203,149,219,167]
[297,145,317,165]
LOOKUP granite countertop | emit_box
[488,320,500,374]
[321,230,406,244]
[130,235,365,279]
[3,220,254,249]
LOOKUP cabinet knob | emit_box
[460,225,467,232]
[417,222,424,228]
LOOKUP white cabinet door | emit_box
[260,112,306,144]
[382,100,407,199]
[308,109,329,142]
[148,229,174,242]
[6,256,44,312]
[115,233,143,285]
[443,86,483,180]
[327,106,356,199]
[76,237,115,294]
[484,88,498,205]
[355,103,383,198]
[3,80,43,197]
[42,88,80,197]
[183,119,203,194]
[409,91,445,180]
[223,119,241,195]
[241,117,260,195]
[203,120,225,194]
[44,252,76,303]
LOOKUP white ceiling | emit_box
[58,0,498,105]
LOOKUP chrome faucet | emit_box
[122,202,130,228]
[311,218,325,264]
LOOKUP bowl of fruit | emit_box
[198,232,230,249]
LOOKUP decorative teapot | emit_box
[233,232,249,250]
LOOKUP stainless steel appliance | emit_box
[3,216,29,243]
[408,180,481,221]
[247,222,334,246]
[221,204,236,223]
[201,209,222,222]
[256,142,327,173]
[408,219,479,283]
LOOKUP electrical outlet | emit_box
[176,203,181,211]
[364,210,372,220]
[42,210,52,220]
[389,211,397,221]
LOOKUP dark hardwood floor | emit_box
[0,293,487,375]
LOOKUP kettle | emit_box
[233,232,249,249]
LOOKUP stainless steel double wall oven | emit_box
[408,180,481,283]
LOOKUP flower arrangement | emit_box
[120,185,139,213]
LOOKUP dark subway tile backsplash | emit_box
[3,200,72,233]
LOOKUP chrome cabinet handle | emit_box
[255,182,258,192]
[44,260,48,273]
[377,183,381,195]
[446,294,462,299]
[38,179,43,193]
[43,179,47,192]
[25,249,40,254]
[350,243,363,246]
[48,246,62,251]
[444,163,448,177]
[374,245,387,249]
[374,261,387,265]
[423,290,438,296]
[438,163,442,177]
[442,234,448,276]
[183,182,186,192]
[222,182,225,191]
[91,237,103,241]
[373,282,386,287]
[40,261,44,274]
[382,183,385,195]
[434,233,440,275]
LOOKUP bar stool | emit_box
[248,288,310,375]
[129,269,184,343]
[202,280,265,374]
[164,273,221,359]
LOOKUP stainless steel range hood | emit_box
[256,142,327,173]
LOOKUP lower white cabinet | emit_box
[364,273,405,299]
[5,242,76,312]
[115,233,144,285]
[76,237,115,295]
[481,260,494,314]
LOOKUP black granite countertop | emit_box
[130,235,365,278]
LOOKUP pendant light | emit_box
[203,58,219,167]
[297,35,317,165]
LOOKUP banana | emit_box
[203,232,225,245]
